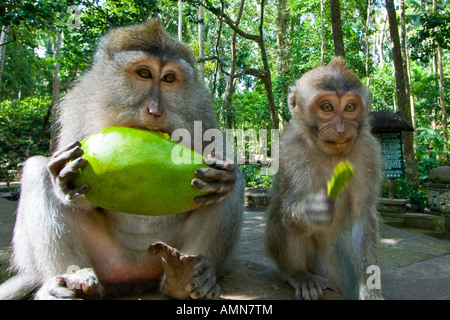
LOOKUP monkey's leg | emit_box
[0,273,38,300]
[148,242,219,300]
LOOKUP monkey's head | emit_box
[84,19,215,136]
[288,57,370,156]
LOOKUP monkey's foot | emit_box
[34,268,103,300]
[148,241,220,300]
[287,273,328,300]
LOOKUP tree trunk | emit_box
[222,0,245,129]
[399,0,416,129]
[0,25,8,90]
[437,45,448,161]
[276,0,289,129]
[258,0,278,129]
[48,30,63,151]
[329,0,345,58]
[320,0,325,64]
[377,12,387,69]
[198,2,205,83]
[276,0,288,75]
[432,0,448,161]
[178,0,183,42]
[386,0,418,190]
[365,0,372,88]
[202,0,278,129]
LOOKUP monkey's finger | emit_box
[307,280,323,300]
[65,185,90,201]
[192,177,235,194]
[51,141,81,158]
[59,157,87,181]
[195,167,236,183]
[48,145,84,178]
[204,155,236,172]
[299,281,311,300]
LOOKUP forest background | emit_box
[0,0,449,211]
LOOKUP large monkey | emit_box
[0,19,244,300]
[264,57,382,300]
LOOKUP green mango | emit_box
[71,126,209,216]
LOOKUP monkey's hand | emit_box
[191,154,237,205]
[302,189,335,226]
[148,241,220,300]
[47,141,90,205]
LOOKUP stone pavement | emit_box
[0,198,449,300]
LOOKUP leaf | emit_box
[327,161,355,199]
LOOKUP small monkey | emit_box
[264,57,383,300]
[0,19,244,300]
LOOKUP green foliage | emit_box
[381,178,429,211]
[409,8,450,62]
[0,27,53,99]
[368,63,396,111]
[0,97,51,182]
[415,127,449,181]
[241,164,273,188]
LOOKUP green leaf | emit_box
[327,161,354,199]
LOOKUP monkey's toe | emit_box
[288,274,327,300]
[185,257,219,300]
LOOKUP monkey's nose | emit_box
[147,103,163,117]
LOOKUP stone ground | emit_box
[1,195,449,300]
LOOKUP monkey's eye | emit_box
[344,103,356,112]
[320,103,333,112]
[137,69,152,79]
[162,73,176,83]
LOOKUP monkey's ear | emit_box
[288,86,297,113]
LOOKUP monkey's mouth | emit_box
[130,125,171,137]
[324,138,353,154]
[326,138,350,147]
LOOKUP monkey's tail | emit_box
[0,273,38,300]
